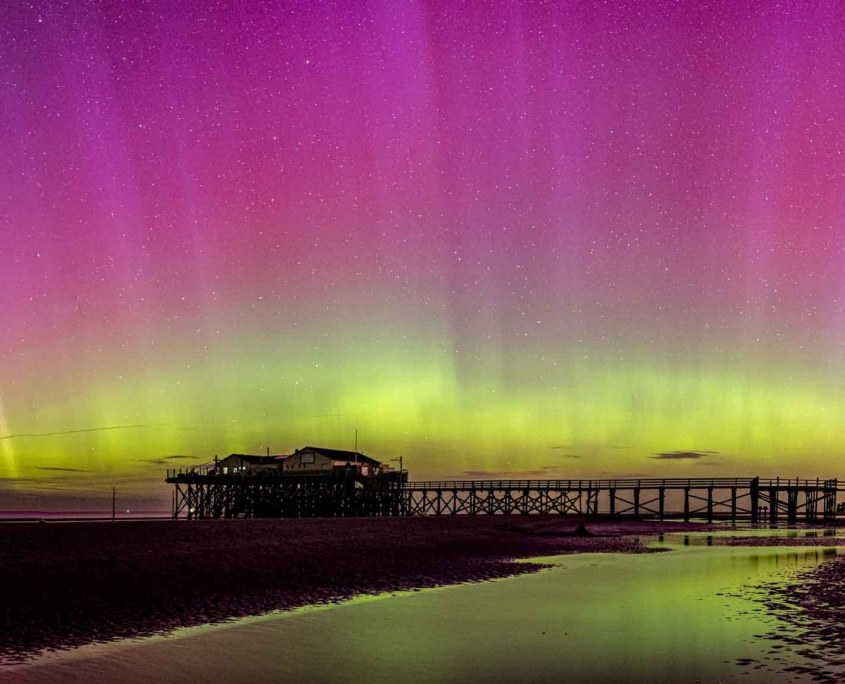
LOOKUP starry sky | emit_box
[2,0,845,511]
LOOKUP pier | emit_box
[402,477,842,523]
[166,471,843,523]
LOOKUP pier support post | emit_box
[731,487,737,523]
[769,488,778,524]
[634,487,640,518]
[609,488,616,517]
[683,488,690,522]
[750,478,759,523]
[805,490,816,523]
[707,487,713,523]
[824,480,837,523]
[787,487,798,524]
[659,488,665,521]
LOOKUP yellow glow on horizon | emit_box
[2,352,844,494]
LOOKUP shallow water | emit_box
[1,534,839,684]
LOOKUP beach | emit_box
[0,516,719,662]
[2,528,842,684]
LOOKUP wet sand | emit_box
[747,549,845,679]
[709,535,845,547]
[0,517,720,662]
[1,539,832,684]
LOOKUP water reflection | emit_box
[670,527,843,547]
[1,536,841,684]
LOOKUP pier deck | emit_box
[167,471,843,523]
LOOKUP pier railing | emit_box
[403,477,845,491]
[166,466,408,481]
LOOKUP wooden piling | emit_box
[769,488,778,523]
[750,478,759,523]
[787,487,798,524]
[731,487,737,523]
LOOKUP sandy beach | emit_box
[0,516,723,662]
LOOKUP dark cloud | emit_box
[138,455,200,465]
[33,466,89,473]
[649,451,719,460]
[447,459,587,478]
[1,424,172,441]
[548,445,571,450]
[454,467,569,478]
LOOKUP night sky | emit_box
[2,0,845,510]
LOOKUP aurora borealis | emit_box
[2,0,845,510]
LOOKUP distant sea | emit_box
[0,511,172,521]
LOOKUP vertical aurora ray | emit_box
[0,388,17,479]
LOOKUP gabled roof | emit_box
[223,454,278,465]
[299,446,381,466]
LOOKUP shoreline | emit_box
[0,517,723,664]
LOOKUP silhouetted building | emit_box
[283,446,383,477]
[215,453,288,475]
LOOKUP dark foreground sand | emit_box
[748,551,845,680]
[0,517,720,662]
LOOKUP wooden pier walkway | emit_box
[166,471,843,522]
[401,477,841,523]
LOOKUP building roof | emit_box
[299,446,382,466]
[223,454,278,465]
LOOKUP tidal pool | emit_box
[1,534,839,684]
